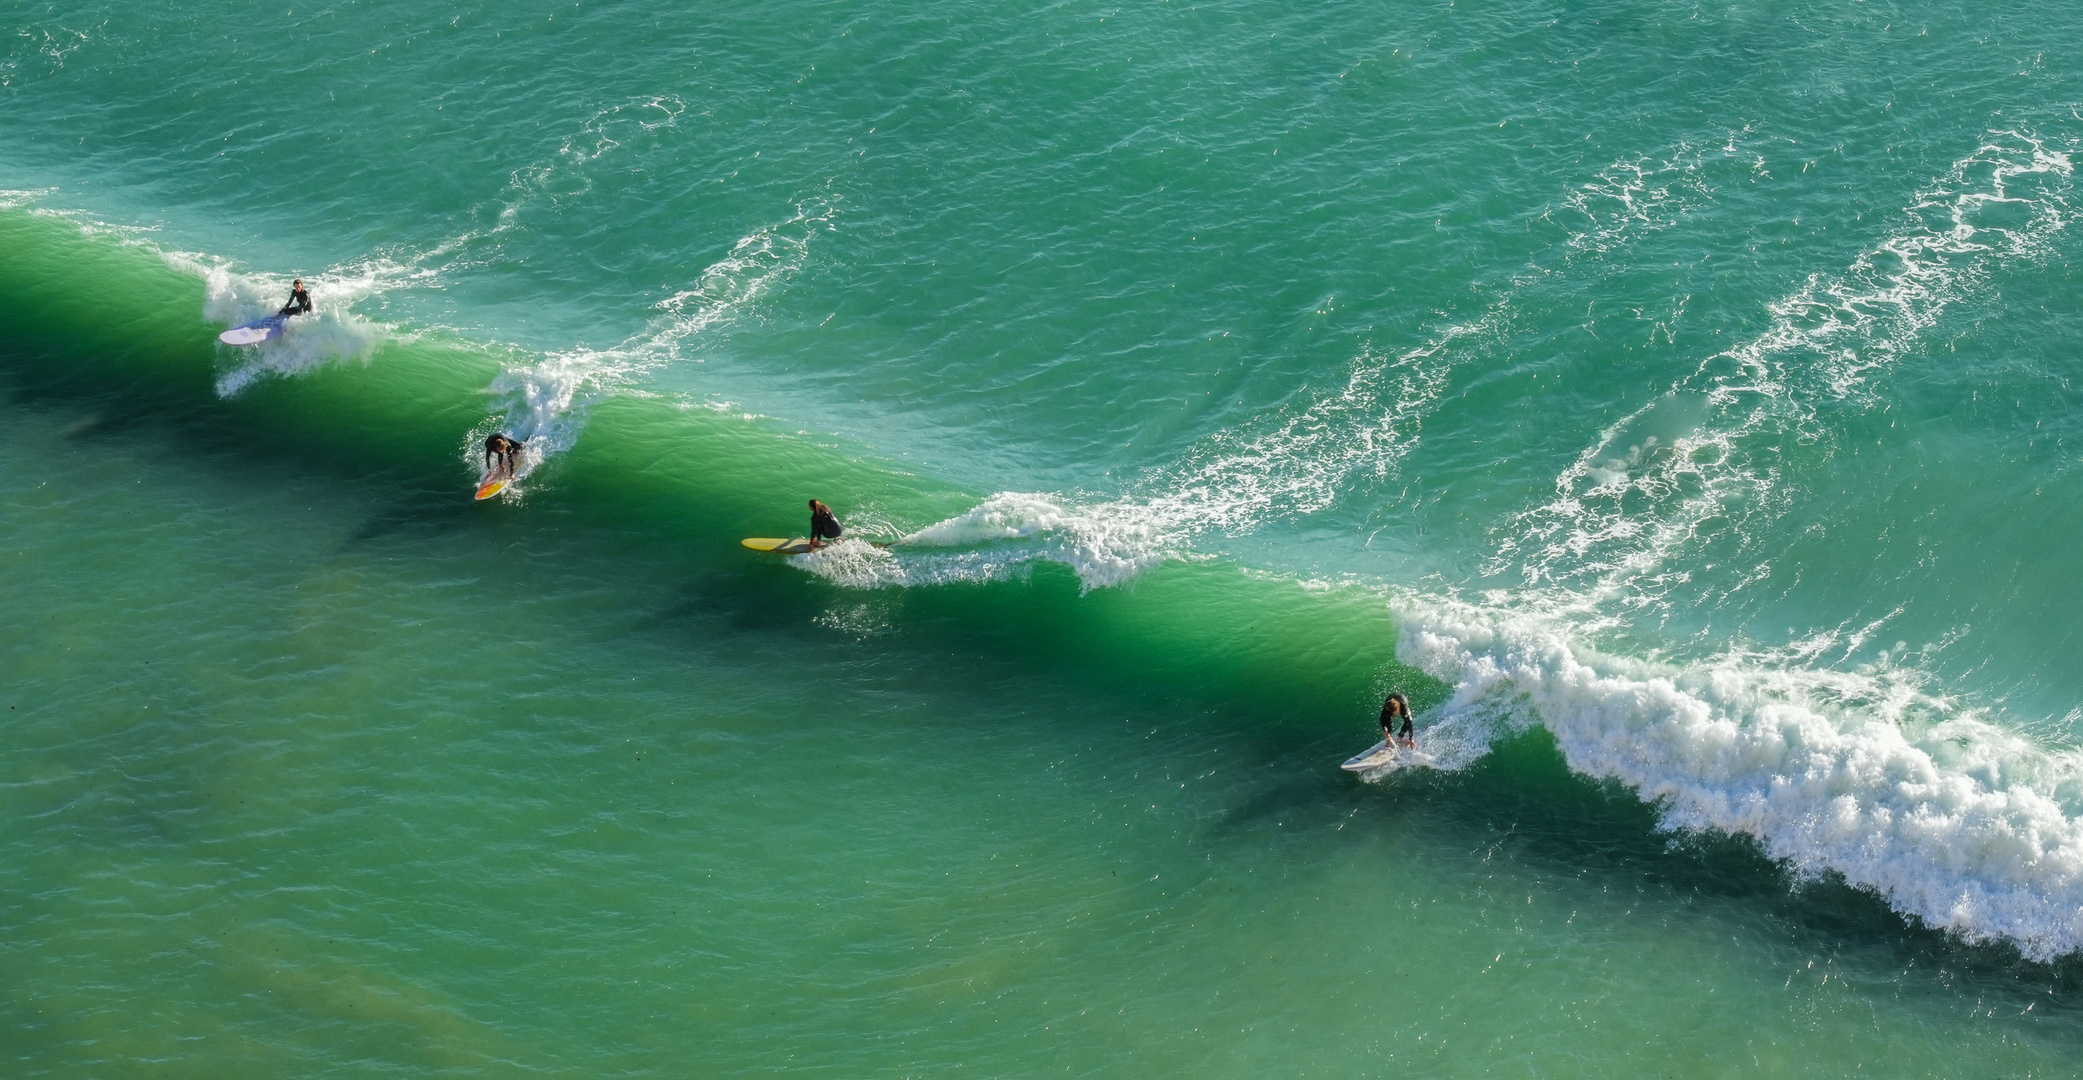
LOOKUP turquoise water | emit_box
[9,0,2083,1074]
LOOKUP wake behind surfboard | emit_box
[218,314,287,346]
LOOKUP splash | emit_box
[799,131,1760,592]
[1409,128,2083,958]
[195,259,415,396]
[468,198,836,485]
[1395,594,2083,961]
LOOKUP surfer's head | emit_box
[292,279,303,288]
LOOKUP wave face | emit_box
[11,0,2083,1074]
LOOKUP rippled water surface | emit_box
[9,0,2083,1074]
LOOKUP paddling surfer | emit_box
[808,499,844,550]
[484,433,525,479]
[1380,692,1415,749]
[277,279,313,317]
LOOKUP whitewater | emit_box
[12,1,2083,1075]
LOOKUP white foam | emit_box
[1554,126,1766,258]
[798,134,1770,593]
[467,198,835,484]
[0,188,56,210]
[1396,595,2083,961]
[1492,130,2076,610]
[194,259,407,396]
[0,196,414,396]
[1408,129,2083,957]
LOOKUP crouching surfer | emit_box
[1380,692,1415,749]
[278,279,313,318]
[808,499,844,550]
[484,432,525,479]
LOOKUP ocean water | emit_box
[9,0,2083,1074]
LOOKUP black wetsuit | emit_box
[810,506,844,542]
[1380,696,1413,744]
[278,287,312,317]
[484,434,522,475]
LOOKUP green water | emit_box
[9,0,2083,1074]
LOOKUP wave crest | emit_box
[1399,595,2083,961]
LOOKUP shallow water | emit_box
[9,0,2083,1074]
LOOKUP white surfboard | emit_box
[1341,739,1433,773]
[1341,740,1398,772]
[218,315,286,346]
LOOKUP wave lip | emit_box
[1399,596,2083,961]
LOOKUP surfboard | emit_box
[1341,740,1400,772]
[741,537,894,554]
[742,537,815,554]
[474,476,509,501]
[1343,739,1434,773]
[218,315,286,346]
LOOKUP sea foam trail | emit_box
[1403,130,2083,959]
[800,135,1767,590]
[1396,595,2083,961]
[468,197,834,496]
[169,102,703,401]
[1490,129,2076,613]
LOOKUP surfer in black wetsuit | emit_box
[1381,692,1415,748]
[808,499,844,550]
[277,279,312,318]
[484,432,524,478]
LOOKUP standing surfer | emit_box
[277,279,313,317]
[1380,692,1415,748]
[484,433,525,479]
[808,499,844,550]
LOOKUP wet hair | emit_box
[1383,692,1410,718]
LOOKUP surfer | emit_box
[808,499,844,550]
[483,432,525,478]
[277,279,313,317]
[1380,692,1415,748]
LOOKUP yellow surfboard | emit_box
[475,476,510,501]
[742,537,814,554]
